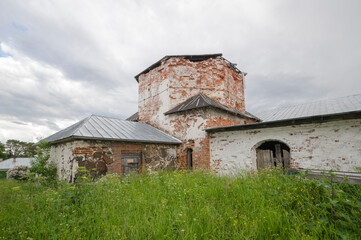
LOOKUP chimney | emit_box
[12,158,16,164]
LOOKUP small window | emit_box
[186,148,193,169]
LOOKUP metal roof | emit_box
[206,94,361,133]
[44,115,182,144]
[255,94,361,122]
[134,53,245,81]
[126,112,138,122]
[0,158,32,171]
[164,93,260,121]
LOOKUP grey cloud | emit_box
[12,121,27,125]
[245,73,331,114]
[0,0,360,142]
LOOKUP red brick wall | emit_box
[138,57,245,126]
[167,108,247,170]
[136,56,252,170]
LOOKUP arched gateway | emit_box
[255,140,290,170]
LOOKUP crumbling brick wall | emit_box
[137,56,251,169]
[50,140,178,182]
[166,108,246,169]
[138,56,245,129]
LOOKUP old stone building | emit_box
[46,115,181,181]
[206,94,361,182]
[46,54,257,181]
[131,54,259,169]
[45,53,361,182]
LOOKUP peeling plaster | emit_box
[209,119,361,175]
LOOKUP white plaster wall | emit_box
[209,119,361,175]
[50,140,88,181]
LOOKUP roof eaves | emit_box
[165,104,260,121]
[38,116,90,145]
[205,110,361,133]
[219,57,247,76]
[50,135,182,145]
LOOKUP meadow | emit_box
[0,170,360,239]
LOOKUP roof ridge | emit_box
[90,114,125,120]
[72,115,93,136]
[199,93,213,105]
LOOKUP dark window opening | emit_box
[186,148,193,169]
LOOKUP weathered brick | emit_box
[137,56,252,169]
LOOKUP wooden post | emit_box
[282,149,290,169]
[275,144,282,168]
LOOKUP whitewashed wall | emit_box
[209,119,361,175]
[50,140,83,181]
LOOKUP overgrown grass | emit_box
[0,170,360,239]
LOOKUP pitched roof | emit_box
[255,94,361,122]
[164,93,260,121]
[134,53,245,82]
[126,112,138,122]
[44,115,182,144]
[0,158,32,171]
[206,94,361,132]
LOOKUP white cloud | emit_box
[0,0,360,142]
[0,43,138,143]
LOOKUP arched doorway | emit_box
[256,140,290,170]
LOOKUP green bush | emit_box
[6,165,30,181]
[30,140,57,183]
[0,171,6,179]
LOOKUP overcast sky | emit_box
[0,0,360,143]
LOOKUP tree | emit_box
[5,139,36,158]
[0,142,7,160]
[5,140,24,158]
[24,142,36,157]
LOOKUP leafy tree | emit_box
[30,140,57,182]
[5,139,36,158]
[0,142,7,160]
[24,142,36,157]
[6,139,25,158]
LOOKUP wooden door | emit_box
[121,153,141,175]
[256,149,273,169]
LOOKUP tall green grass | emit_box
[0,170,360,239]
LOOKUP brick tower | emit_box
[129,54,259,170]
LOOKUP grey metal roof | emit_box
[126,112,138,122]
[164,93,260,121]
[206,94,361,133]
[0,158,32,171]
[134,53,245,81]
[255,94,361,122]
[44,115,182,144]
